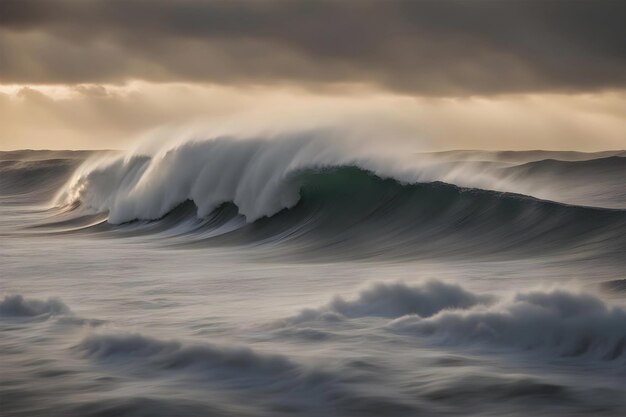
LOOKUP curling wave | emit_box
[53,168,626,259]
[47,135,626,256]
[37,135,626,258]
[53,135,626,222]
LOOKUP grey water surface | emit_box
[2,146,625,416]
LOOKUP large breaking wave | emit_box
[2,133,624,259]
[52,134,626,221]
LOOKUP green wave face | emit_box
[11,158,625,261]
[180,166,626,261]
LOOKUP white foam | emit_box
[54,130,625,224]
[56,133,363,223]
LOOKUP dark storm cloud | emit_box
[1,0,625,95]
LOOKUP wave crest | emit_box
[48,134,626,259]
[390,288,626,360]
[289,280,492,323]
[56,134,361,223]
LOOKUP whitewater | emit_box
[1,132,626,416]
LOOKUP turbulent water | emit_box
[1,134,626,416]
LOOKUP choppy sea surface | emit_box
[2,135,626,416]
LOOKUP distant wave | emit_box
[0,294,70,318]
[0,150,95,200]
[0,158,81,198]
[0,293,104,326]
[499,156,626,209]
[287,280,493,323]
[279,279,626,362]
[389,286,626,361]
[79,333,300,376]
[506,155,626,174]
[427,149,626,163]
[600,279,626,293]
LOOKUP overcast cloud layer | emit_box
[1,0,625,150]
[2,0,626,95]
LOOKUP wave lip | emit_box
[390,288,626,361]
[55,135,350,224]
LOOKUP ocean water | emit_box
[1,134,626,416]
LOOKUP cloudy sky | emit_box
[1,0,625,150]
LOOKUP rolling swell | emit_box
[0,294,70,318]
[499,156,626,209]
[0,150,96,202]
[0,158,81,200]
